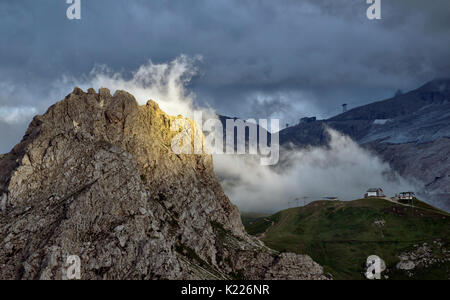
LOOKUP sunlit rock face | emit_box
[0,87,325,280]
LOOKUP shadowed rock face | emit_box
[0,87,325,280]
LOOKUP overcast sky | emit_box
[1,0,450,153]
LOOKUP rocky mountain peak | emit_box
[0,87,325,280]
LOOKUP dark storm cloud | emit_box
[1,0,450,152]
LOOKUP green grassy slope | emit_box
[243,198,450,280]
[240,212,271,228]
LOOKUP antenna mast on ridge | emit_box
[342,103,348,113]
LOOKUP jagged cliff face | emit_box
[0,88,324,280]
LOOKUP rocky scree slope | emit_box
[0,87,325,280]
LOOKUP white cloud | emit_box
[58,55,213,120]
[214,129,418,212]
[0,106,37,124]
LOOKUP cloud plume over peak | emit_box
[67,55,203,118]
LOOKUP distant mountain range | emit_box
[279,78,450,211]
[220,79,450,211]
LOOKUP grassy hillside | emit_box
[240,212,271,228]
[243,198,450,280]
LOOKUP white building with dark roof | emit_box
[364,188,385,198]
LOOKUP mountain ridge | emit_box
[330,78,450,122]
[278,79,450,211]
